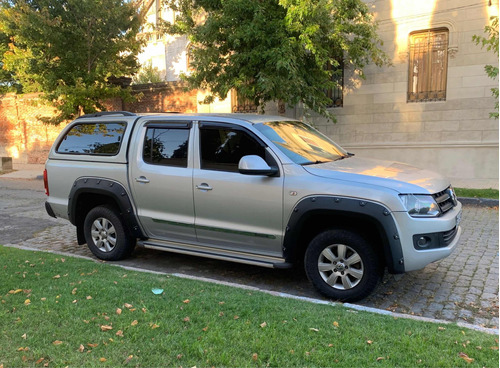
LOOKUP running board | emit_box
[138,239,292,269]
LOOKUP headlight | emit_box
[400,194,441,217]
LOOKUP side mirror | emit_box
[238,155,278,176]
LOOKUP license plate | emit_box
[456,209,462,227]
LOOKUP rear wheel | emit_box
[83,205,135,261]
[304,229,381,302]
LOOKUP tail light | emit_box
[43,169,49,196]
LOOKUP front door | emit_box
[193,123,284,257]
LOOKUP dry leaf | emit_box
[260,322,267,328]
[100,325,113,331]
[116,330,124,337]
[183,299,190,304]
[367,340,373,345]
[124,303,133,309]
[86,296,93,300]
[72,288,77,295]
[490,346,499,350]
[438,327,446,331]
[376,357,385,361]
[151,324,160,329]
[234,315,239,320]
[35,357,44,364]
[141,308,147,313]
[78,344,85,353]
[124,355,133,364]
[9,289,23,294]
[176,354,183,360]
[202,326,208,332]
[116,308,122,315]
[99,358,107,362]
[17,347,29,351]
[252,353,258,361]
[72,300,77,304]
[458,352,474,363]
[53,275,60,279]
[52,340,63,345]
[22,333,27,340]
[40,297,46,301]
[87,343,99,348]
[131,320,138,326]
[183,316,191,322]
[24,299,31,305]
[309,328,319,332]
[333,321,339,327]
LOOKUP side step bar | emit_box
[138,239,292,269]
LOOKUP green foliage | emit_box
[160,0,389,121]
[132,61,164,84]
[0,0,144,124]
[473,16,499,119]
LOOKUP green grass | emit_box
[0,246,498,367]
[455,187,499,200]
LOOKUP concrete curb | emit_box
[2,243,498,336]
[458,197,499,207]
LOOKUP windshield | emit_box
[254,121,347,165]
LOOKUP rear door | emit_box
[193,122,284,257]
[129,120,196,243]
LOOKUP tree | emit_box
[0,0,144,124]
[132,61,164,84]
[159,0,388,120]
[473,16,499,119]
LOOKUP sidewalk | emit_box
[1,163,45,180]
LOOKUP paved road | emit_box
[1,177,498,329]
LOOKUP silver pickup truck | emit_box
[44,111,462,302]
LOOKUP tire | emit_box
[83,205,135,261]
[304,229,381,302]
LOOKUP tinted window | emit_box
[56,122,126,155]
[143,128,189,167]
[200,126,265,172]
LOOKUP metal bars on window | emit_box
[326,59,344,108]
[408,29,449,103]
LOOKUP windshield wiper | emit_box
[301,160,331,166]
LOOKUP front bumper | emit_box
[393,201,463,272]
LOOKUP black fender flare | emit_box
[283,196,405,274]
[68,177,145,243]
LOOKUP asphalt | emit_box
[0,166,498,332]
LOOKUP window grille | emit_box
[231,91,258,113]
[325,59,344,108]
[408,29,449,102]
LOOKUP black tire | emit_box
[83,205,135,261]
[304,229,381,302]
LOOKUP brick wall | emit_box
[0,82,198,165]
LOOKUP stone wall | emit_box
[308,0,499,188]
[0,82,198,165]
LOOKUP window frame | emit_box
[407,27,449,103]
[142,122,192,168]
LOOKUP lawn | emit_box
[0,245,498,367]
[455,187,499,200]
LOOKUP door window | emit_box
[143,127,189,167]
[200,126,266,172]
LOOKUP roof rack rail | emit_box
[76,111,136,119]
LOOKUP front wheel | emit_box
[83,205,135,261]
[304,229,381,302]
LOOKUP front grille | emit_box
[442,226,458,246]
[433,186,457,214]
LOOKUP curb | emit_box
[458,197,499,207]
[2,243,498,336]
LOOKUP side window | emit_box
[200,126,266,172]
[143,127,189,167]
[56,122,126,155]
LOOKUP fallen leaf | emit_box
[116,330,124,337]
[53,275,60,279]
[260,322,267,328]
[309,328,319,332]
[252,353,258,361]
[99,358,107,362]
[131,320,138,326]
[438,327,446,331]
[367,340,373,345]
[183,317,190,322]
[116,308,122,315]
[177,354,183,359]
[129,308,136,312]
[333,321,339,328]
[151,323,160,329]
[376,357,385,361]
[22,333,27,340]
[86,296,92,300]
[124,303,133,309]
[24,299,31,305]
[35,358,45,364]
[490,346,499,350]
[78,344,85,353]
[9,289,23,294]
[458,352,474,363]
[72,300,77,304]
[40,298,46,301]
[141,308,147,313]
[17,347,29,351]
[202,326,208,332]
[52,340,63,345]
[234,315,239,320]
[87,343,99,348]
[183,299,190,304]
[100,325,113,331]
[124,355,133,364]
[71,288,77,295]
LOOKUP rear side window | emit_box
[143,127,190,167]
[56,122,126,155]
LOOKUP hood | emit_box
[303,156,449,194]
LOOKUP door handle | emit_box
[135,176,150,184]
[196,183,213,191]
